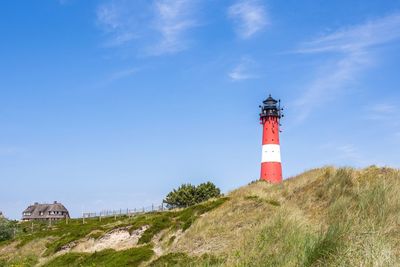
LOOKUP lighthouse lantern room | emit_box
[259,94,283,183]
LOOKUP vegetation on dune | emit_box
[42,245,154,267]
[172,166,400,267]
[0,198,228,266]
[1,166,399,267]
[223,166,400,266]
[131,197,229,244]
[149,252,224,267]
[0,255,38,267]
[164,182,221,209]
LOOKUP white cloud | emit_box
[228,0,268,39]
[297,13,400,54]
[150,0,198,55]
[293,13,400,122]
[294,52,369,122]
[96,0,145,47]
[228,57,257,81]
[96,0,198,55]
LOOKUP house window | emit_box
[39,212,44,216]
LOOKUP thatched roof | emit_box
[22,201,70,220]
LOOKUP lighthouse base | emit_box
[260,162,282,183]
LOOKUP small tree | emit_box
[164,182,221,209]
[195,182,221,203]
[0,218,14,242]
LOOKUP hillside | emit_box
[1,166,399,266]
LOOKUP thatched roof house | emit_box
[22,201,70,221]
[0,211,3,218]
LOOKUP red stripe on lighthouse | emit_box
[261,162,282,183]
[262,117,280,145]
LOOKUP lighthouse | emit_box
[259,95,283,183]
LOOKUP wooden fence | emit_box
[81,203,166,222]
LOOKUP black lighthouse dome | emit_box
[263,94,278,106]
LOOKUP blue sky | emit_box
[1,0,400,219]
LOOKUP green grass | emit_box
[244,195,280,206]
[130,197,229,244]
[149,252,224,267]
[0,255,38,267]
[303,223,347,267]
[42,245,154,267]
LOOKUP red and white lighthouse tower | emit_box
[259,95,283,183]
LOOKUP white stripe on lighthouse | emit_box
[261,144,281,163]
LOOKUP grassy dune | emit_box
[1,166,399,266]
[171,166,400,266]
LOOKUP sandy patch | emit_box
[72,225,149,253]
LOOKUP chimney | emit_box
[53,201,57,204]
[34,202,39,205]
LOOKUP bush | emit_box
[164,182,221,209]
[0,218,14,242]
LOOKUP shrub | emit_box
[0,218,14,242]
[164,182,221,209]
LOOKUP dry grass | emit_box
[171,166,400,266]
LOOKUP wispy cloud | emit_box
[297,14,400,54]
[368,103,396,119]
[365,102,400,131]
[228,0,268,39]
[336,144,367,165]
[320,143,367,166]
[96,0,146,47]
[108,68,138,82]
[150,0,198,55]
[94,68,139,89]
[228,57,258,81]
[96,0,198,55]
[293,13,400,122]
